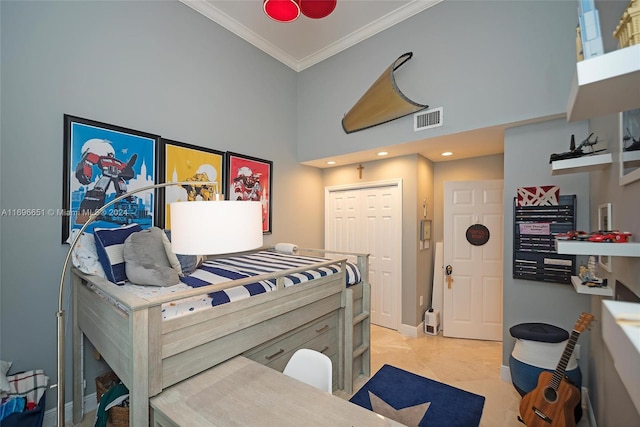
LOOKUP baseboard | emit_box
[398,322,422,337]
[500,364,512,383]
[42,392,97,427]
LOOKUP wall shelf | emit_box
[556,240,640,257]
[570,275,613,296]
[567,44,640,122]
[602,300,640,414]
[551,153,612,175]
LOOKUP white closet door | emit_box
[325,181,401,330]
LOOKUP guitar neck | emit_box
[549,330,580,390]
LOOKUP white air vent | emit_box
[414,107,443,131]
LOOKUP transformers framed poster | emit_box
[160,138,224,229]
[224,152,273,234]
[62,114,160,242]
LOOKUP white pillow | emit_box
[66,230,107,277]
[1,360,12,393]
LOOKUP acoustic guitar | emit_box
[518,312,594,427]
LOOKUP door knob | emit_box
[445,265,453,289]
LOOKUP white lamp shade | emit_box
[170,200,263,255]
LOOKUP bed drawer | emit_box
[262,329,340,391]
[243,311,338,366]
[264,329,338,372]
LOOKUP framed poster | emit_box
[62,115,160,242]
[225,152,273,234]
[161,139,225,228]
[598,202,612,272]
[619,108,640,186]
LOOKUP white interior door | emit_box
[443,180,503,341]
[325,181,401,330]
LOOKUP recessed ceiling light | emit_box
[377,151,388,156]
[441,151,453,157]
[326,161,336,165]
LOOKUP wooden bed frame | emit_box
[71,248,370,425]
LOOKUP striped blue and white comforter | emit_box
[180,251,361,307]
[116,251,361,320]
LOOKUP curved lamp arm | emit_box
[55,181,218,427]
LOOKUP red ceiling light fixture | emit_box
[263,0,336,22]
[263,0,300,23]
[300,0,337,19]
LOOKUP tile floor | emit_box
[344,325,588,427]
[70,324,589,426]
[356,325,523,427]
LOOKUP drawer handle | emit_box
[265,348,285,360]
[320,346,329,354]
[315,325,329,334]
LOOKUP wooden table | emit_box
[150,356,403,426]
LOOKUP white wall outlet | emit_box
[420,296,423,306]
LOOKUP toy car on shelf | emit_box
[554,231,588,240]
[554,230,633,242]
[587,231,632,243]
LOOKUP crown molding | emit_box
[180,0,442,72]
[296,0,441,71]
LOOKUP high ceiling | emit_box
[180,0,440,72]
[180,0,510,166]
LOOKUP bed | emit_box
[71,247,370,426]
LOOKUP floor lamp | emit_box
[55,181,263,426]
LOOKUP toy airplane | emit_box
[549,133,605,163]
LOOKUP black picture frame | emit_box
[224,152,273,234]
[62,115,161,242]
[160,138,225,229]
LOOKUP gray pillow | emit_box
[123,227,180,286]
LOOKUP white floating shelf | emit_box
[571,275,613,296]
[551,153,612,175]
[567,44,640,122]
[602,300,640,414]
[556,240,640,256]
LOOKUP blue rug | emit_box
[349,364,485,427]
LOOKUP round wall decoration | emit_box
[466,224,490,246]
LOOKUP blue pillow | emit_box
[94,224,142,284]
[163,230,201,275]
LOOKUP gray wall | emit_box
[297,0,578,163]
[417,156,435,322]
[2,0,636,422]
[0,0,323,409]
[503,117,592,377]
[586,113,640,425]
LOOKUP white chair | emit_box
[283,348,333,393]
